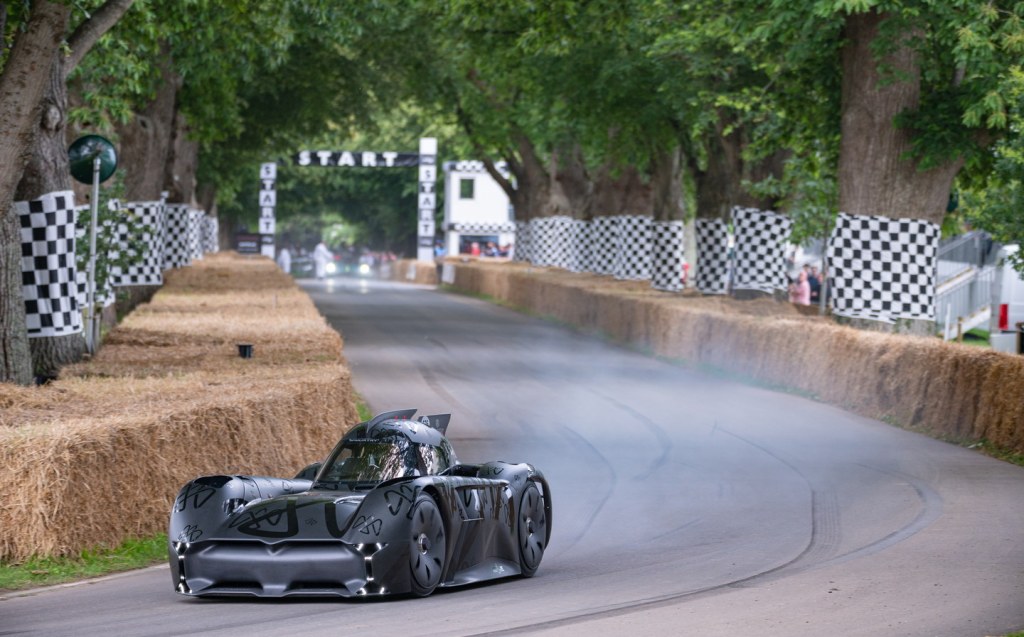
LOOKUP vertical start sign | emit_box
[273,138,439,263]
[259,162,277,258]
[418,138,437,262]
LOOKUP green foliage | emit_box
[67,1,163,131]
[745,147,839,245]
[74,173,149,316]
[37,0,1024,247]
[960,66,1024,275]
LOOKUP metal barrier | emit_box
[936,265,994,339]
[937,231,996,284]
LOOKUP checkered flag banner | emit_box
[16,191,82,338]
[188,209,204,261]
[568,219,592,273]
[164,204,193,270]
[695,218,730,295]
[73,202,117,310]
[613,215,653,280]
[731,207,792,294]
[112,200,166,286]
[530,216,573,269]
[202,215,219,254]
[447,221,516,234]
[591,215,620,276]
[651,220,685,292]
[513,220,532,263]
[827,212,939,323]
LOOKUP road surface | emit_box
[3,275,1023,636]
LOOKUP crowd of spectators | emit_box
[788,264,823,306]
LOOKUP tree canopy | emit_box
[2,0,1024,381]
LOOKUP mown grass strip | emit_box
[0,534,167,593]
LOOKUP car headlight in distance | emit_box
[326,262,338,274]
[359,263,371,275]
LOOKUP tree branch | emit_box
[64,0,135,76]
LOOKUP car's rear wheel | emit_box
[409,494,446,596]
[517,482,547,577]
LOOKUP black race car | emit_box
[168,409,551,598]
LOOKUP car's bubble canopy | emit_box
[314,413,458,488]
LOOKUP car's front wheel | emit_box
[517,482,547,577]
[409,494,446,596]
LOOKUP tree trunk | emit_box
[651,146,684,222]
[838,10,963,335]
[690,129,737,221]
[118,54,180,201]
[592,163,651,218]
[839,10,962,222]
[0,1,70,385]
[163,106,200,205]
[10,0,135,380]
[550,144,592,220]
[15,57,88,379]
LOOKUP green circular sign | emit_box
[68,135,118,184]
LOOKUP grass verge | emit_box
[0,534,167,593]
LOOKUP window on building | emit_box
[459,178,475,200]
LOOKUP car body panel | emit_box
[168,411,551,598]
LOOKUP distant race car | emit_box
[168,409,551,598]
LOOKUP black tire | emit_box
[517,482,547,577]
[409,494,446,596]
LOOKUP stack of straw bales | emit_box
[436,259,1024,456]
[0,254,359,561]
[390,259,439,285]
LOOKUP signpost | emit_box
[270,137,438,263]
[417,138,438,262]
[68,135,118,354]
[259,162,277,258]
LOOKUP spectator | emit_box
[789,271,811,305]
[276,246,292,274]
[312,241,333,279]
[807,265,821,304]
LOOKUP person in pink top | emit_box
[789,270,811,305]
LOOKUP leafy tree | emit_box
[961,66,1024,274]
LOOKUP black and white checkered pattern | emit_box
[447,222,516,233]
[164,204,193,270]
[111,200,166,286]
[513,220,532,262]
[827,212,939,323]
[202,215,219,254]
[695,218,730,295]
[188,209,204,261]
[651,220,685,292]
[530,216,573,269]
[731,207,792,294]
[445,160,510,177]
[16,191,82,337]
[591,215,620,276]
[568,219,592,273]
[613,215,652,280]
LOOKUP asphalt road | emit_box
[3,275,1023,636]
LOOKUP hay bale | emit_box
[389,259,438,285]
[0,253,358,562]
[444,260,1024,456]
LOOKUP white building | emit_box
[442,161,515,256]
